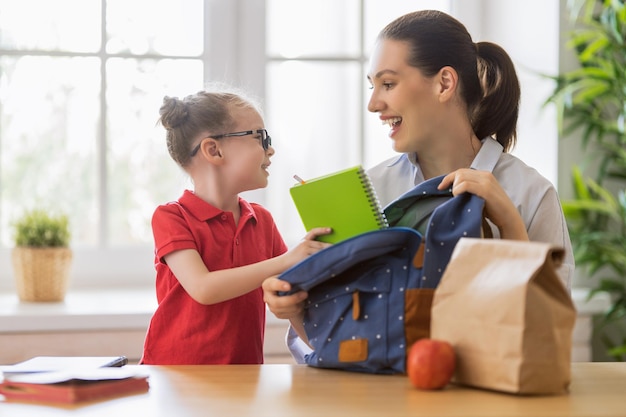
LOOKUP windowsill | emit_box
[0,287,288,334]
[0,287,609,334]
[0,288,157,333]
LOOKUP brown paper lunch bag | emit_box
[430,237,576,395]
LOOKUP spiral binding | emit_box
[358,167,389,228]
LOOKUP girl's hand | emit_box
[281,227,332,266]
[262,228,330,330]
[303,227,333,242]
[438,169,528,240]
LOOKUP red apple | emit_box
[406,338,456,390]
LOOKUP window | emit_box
[0,0,559,290]
[0,0,206,288]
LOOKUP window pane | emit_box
[0,56,100,246]
[0,0,101,52]
[267,0,361,58]
[106,0,204,56]
[106,58,203,245]
[265,61,361,243]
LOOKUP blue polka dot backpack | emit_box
[278,175,489,374]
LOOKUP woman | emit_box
[263,10,574,361]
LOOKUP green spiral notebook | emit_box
[290,165,389,244]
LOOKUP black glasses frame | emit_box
[190,129,272,157]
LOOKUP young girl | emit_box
[141,89,330,365]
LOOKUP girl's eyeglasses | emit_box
[190,129,272,157]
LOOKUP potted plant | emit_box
[11,209,72,302]
[545,0,626,360]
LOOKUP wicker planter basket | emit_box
[11,247,73,302]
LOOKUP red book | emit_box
[0,368,149,404]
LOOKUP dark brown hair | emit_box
[158,89,259,167]
[378,10,520,151]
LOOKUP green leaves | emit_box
[564,166,626,272]
[547,0,626,184]
[548,0,626,361]
[13,209,71,248]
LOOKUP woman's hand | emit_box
[262,276,307,321]
[438,168,528,240]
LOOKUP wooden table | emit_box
[1,362,625,416]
